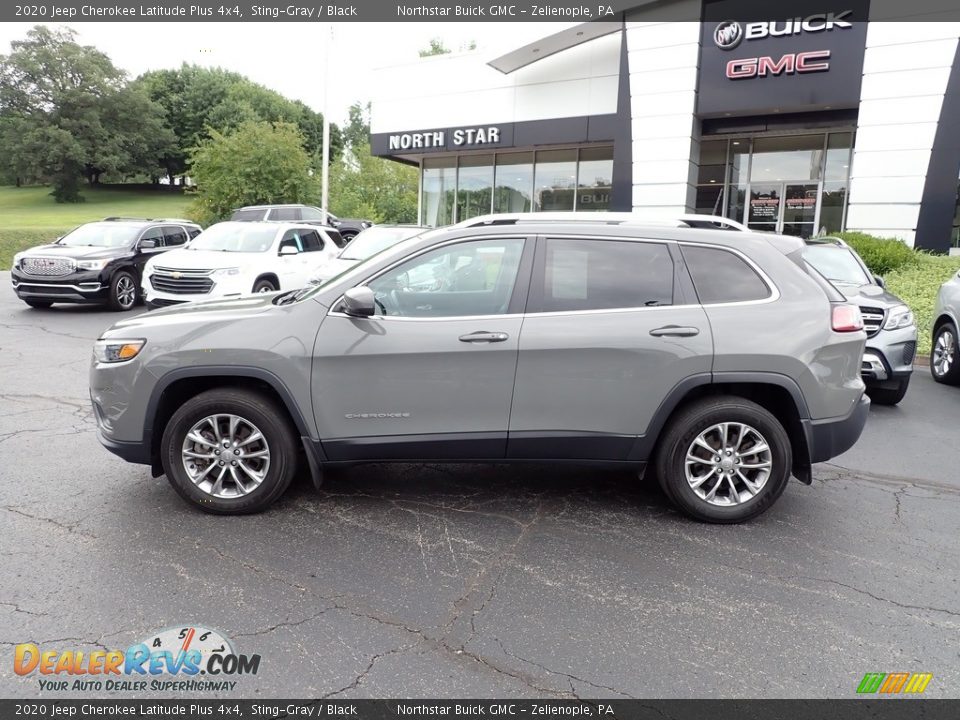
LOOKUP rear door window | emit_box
[680,245,771,304]
[270,207,301,221]
[531,238,674,313]
[230,208,267,221]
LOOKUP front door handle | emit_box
[649,325,700,338]
[459,331,509,343]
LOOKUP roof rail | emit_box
[102,216,151,221]
[452,212,750,232]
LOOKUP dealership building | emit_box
[370,0,960,251]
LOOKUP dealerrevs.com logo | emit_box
[13,625,261,693]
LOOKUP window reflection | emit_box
[422,157,456,227]
[494,152,534,213]
[457,155,493,222]
[534,150,577,211]
[576,147,613,211]
[750,135,824,182]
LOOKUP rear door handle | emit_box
[459,331,509,343]
[649,325,700,338]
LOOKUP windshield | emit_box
[340,227,426,261]
[229,208,268,222]
[803,246,872,286]
[188,223,277,253]
[58,222,141,248]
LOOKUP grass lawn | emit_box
[0,185,191,268]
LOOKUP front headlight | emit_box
[77,258,110,271]
[12,252,24,269]
[94,339,146,364]
[213,267,241,277]
[883,305,914,330]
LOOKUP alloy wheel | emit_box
[116,276,136,308]
[181,414,271,498]
[684,422,772,507]
[933,329,955,377]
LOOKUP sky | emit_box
[0,22,572,125]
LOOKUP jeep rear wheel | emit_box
[161,389,298,514]
[655,397,792,523]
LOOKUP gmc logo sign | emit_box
[726,50,832,79]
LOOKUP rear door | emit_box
[507,235,713,460]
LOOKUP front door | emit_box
[311,235,532,461]
[747,182,819,238]
[507,236,713,460]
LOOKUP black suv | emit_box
[11,218,201,311]
[229,204,371,246]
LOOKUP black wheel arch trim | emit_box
[142,366,317,464]
[628,371,813,482]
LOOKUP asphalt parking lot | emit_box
[1,274,959,699]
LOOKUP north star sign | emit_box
[388,126,501,151]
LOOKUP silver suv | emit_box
[90,216,870,523]
[931,269,960,384]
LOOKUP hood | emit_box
[104,292,281,336]
[148,248,268,270]
[834,282,905,307]
[22,243,128,260]
[309,257,358,282]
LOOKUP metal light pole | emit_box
[321,23,332,214]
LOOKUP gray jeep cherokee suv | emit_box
[90,216,870,523]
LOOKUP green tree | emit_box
[419,38,451,57]
[342,101,370,151]
[329,142,417,223]
[0,26,173,201]
[136,64,341,182]
[188,121,319,226]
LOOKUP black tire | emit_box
[930,323,960,385]
[867,376,910,406]
[252,278,278,294]
[107,270,138,311]
[24,300,53,309]
[161,388,298,514]
[654,396,792,524]
[341,233,357,244]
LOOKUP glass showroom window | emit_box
[696,139,727,216]
[494,152,534,213]
[819,133,853,234]
[533,149,577,211]
[422,157,456,227]
[457,155,494,222]
[726,138,749,221]
[576,147,613,211]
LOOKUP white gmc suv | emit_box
[143,221,339,308]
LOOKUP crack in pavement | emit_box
[233,611,332,639]
[1,506,97,540]
[0,601,47,617]
[319,644,416,699]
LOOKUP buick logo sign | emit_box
[714,21,743,50]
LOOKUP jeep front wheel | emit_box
[655,397,792,523]
[161,389,298,514]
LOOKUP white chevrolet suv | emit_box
[143,221,339,308]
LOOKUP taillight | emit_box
[831,304,864,332]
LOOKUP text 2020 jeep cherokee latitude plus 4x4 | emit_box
[90,216,870,523]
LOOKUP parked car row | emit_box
[11,209,954,522]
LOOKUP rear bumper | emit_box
[803,394,871,464]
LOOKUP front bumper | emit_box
[11,270,108,303]
[861,325,917,382]
[96,427,150,465]
[803,393,871,464]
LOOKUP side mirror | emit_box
[139,239,157,250]
[342,286,376,318]
[874,275,886,288]
[279,245,299,256]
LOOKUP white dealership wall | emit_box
[845,19,960,246]
[370,11,960,247]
